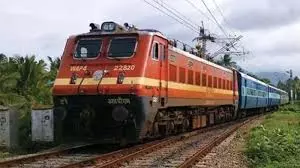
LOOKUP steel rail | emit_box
[178,115,260,168]
[0,142,98,167]
[63,120,245,168]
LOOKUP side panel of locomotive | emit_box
[165,46,238,107]
[143,36,239,133]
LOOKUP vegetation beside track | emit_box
[0,54,60,151]
[0,151,10,159]
[246,102,300,168]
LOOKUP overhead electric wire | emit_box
[142,0,199,34]
[151,0,200,32]
[154,0,202,31]
[183,0,212,21]
[211,0,235,35]
[200,0,229,37]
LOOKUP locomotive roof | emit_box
[77,29,167,39]
[170,46,232,73]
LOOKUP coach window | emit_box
[195,72,201,85]
[218,78,222,89]
[152,42,159,60]
[169,64,177,82]
[188,70,194,85]
[202,73,207,86]
[227,80,230,90]
[208,75,212,87]
[213,77,217,88]
[223,79,226,89]
[179,67,186,83]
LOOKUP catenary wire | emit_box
[211,0,235,35]
[154,0,202,30]
[142,0,199,34]
[200,0,228,37]
[182,0,212,21]
[151,0,200,32]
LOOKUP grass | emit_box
[246,102,300,168]
[0,150,11,159]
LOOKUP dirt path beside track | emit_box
[193,116,265,168]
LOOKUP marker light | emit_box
[93,70,104,81]
[117,72,125,84]
[70,73,77,84]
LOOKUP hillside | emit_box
[256,72,289,85]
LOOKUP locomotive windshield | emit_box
[108,38,137,58]
[74,39,102,58]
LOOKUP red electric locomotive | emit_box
[52,21,238,144]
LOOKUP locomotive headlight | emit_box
[101,22,116,32]
[93,70,104,81]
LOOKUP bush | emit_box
[246,110,300,168]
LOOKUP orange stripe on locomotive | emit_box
[53,30,238,107]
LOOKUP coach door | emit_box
[156,38,169,106]
[152,37,168,107]
[159,43,168,106]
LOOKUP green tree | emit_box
[215,54,237,68]
[277,80,288,91]
[0,54,19,93]
[47,56,61,82]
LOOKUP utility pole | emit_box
[286,69,293,104]
[193,21,215,60]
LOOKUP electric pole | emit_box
[286,69,293,104]
[193,21,215,60]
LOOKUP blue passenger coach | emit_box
[268,85,281,108]
[237,72,269,110]
[279,90,289,105]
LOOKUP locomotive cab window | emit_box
[74,39,102,58]
[152,42,159,60]
[108,37,137,58]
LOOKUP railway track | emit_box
[0,115,260,168]
[122,115,259,168]
[0,142,111,168]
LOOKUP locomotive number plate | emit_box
[113,65,135,71]
[70,65,87,72]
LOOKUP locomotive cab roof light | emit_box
[101,21,120,32]
[89,21,142,33]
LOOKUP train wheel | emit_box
[153,122,160,136]
[167,121,175,135]
[182,118,190,132]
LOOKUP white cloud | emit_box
[0,0,299,76]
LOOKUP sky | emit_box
[0,0,299,76]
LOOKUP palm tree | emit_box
[47,56,61,82]
[0,54,19,93]
[215,54,236,68]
